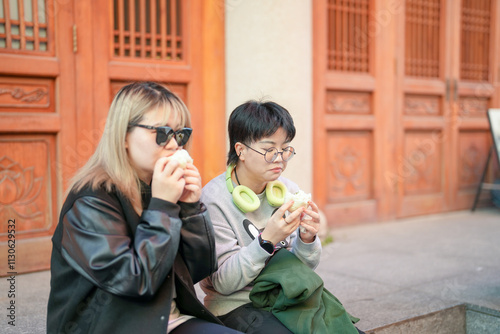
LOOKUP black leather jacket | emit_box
[47,183,220,333]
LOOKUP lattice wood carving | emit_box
[458,96,489,118]
[461,0,491,81]
[459,131,490,190]
[0,137,55,238]
[0,0,52,53]
[113,0,183,61]
[403,131,442,195]
[326,131,372,202]
[404,94,440,116]
[326,90,371,114]
[405,0,440,77]
[0,77,52,111]
[327,0,370,72]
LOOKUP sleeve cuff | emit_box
[148,197,181,216]
[296,232,322,251]
[178,201,203,218]
[250,238,274,262]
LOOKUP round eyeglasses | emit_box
[242,143,296,163]
[133,124,192,146]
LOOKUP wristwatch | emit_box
[258,234,275,255]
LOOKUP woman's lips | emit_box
[270,167,283,173]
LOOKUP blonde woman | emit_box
[47,82,242,334]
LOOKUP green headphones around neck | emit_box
[225,164,288,213]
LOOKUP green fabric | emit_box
[249,249,359,334]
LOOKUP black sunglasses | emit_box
[134,124,192,146]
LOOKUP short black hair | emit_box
[227,100,296,166]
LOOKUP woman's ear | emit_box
[235,142,245,161]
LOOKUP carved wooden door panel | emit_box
[0,0,77,274]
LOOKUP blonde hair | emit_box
[69,82,191,213]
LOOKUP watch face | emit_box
[260,240,275,254]
[258,234,275,255]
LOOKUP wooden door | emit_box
[74,0,225,187]
[394,0,500,218]
[0,0,77,274]
[450,0,500,210]
[314,0,500,226]
[393,0,453,217]
[313,0,397,225]
[0,0,224,275]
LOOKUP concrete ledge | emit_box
[466,303,500,334]
[366,303,500,334]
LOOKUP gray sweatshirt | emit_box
[200,173,322,316]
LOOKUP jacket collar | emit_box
[140,180,152,209]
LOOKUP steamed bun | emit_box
[170,149,193,169]
[285,190,311,233]
[285,190,311,212]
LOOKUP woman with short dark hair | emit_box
[200,100,320,332]
[200,100,363,334]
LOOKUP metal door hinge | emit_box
[73,25,77,53]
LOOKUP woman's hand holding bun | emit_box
[151,156,185,203]
[285,190,321,243]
